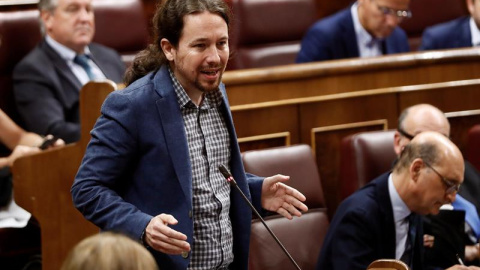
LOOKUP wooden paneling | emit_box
[225,57,480,219]
[224,48,480,106]
[238,131,290,152]
[311,120,388,218]
[12,81,116,270]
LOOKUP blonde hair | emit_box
[61,232,158,270]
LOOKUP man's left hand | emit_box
[261,174,308,219]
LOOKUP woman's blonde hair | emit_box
[61,232,158,270]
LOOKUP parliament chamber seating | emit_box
[92,0,149,66]
[227,0,317,70]
[338,130,396,203]
[242,144,329,270]
[0,0,148,124]
[467,124,480,172]
[12,81,116,270]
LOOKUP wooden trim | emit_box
[445,109,480,118]
[238,131,291,146]
[0,0,37,5]
[223,48,480,85]
[310,120,388,156]
[231,78,480,111]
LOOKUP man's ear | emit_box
[40,10,53,32]
[410,158,423,182]
[467,0,475,15]
[393,131,403,156]
[160,38,175,61]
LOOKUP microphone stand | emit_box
[218,165,302,270]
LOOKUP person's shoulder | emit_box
[15,42,49,68]
[89,42,120,54]
[14,42,54,76]
[339,174,388,214]
[424,16,470,36]
[309,7,351,32]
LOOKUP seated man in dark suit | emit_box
[316,131,472,270]
[419,0,480,50]
[394,104,480,266]
[296,0,411,63]
[13,0,126,144]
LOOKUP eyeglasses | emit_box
[398,128,415,140]
[423,161,461,194]
[372,0,412,20]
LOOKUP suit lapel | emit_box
[41,41,82,91]
[376,174,397,257]
[40,41,81,109]
[89,44,121,82]
[154,67,193,203]
[460,17,473,47]
[342,9,360,58]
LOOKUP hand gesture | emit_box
[261,174,308,219]
[144,214,191,255]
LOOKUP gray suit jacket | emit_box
[13,39,125,143]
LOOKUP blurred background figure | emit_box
[61,232,159,270]
[296,0,411,63]
[420,0,480,50]
[0,108,63,270]
[13,0,125,144]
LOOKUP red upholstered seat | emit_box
[93,0,149,66]
[467,124,480,172]
[228,0,317,70]
[338,130,396,203]
[242,144,328,270]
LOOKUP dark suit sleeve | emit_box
[321,209,380,270]
[246,173,265,215]
[13,58,80,143]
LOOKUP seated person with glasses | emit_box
[296,0,411,63]
[420,0,480,50]
[316,131,477,270]
[395,104,480,267]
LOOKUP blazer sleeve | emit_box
[71,91,151,240]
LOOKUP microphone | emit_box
[218,164,302,270]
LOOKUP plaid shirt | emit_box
[169,69,233,269]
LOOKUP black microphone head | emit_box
[218,164,231,179]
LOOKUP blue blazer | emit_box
[419,16,472,51]
[71,66,264,270]
[316,172,424,270]
[296,7,410,63]
[13,39,125,143]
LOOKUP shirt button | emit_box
[181,251,189,259]
[188,210,192,218]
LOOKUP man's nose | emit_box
[206,46,221,63]
[444,192,457,204]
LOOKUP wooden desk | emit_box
[224,49,480,217]
[12,81,116,270]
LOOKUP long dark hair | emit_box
[124,0,232,86]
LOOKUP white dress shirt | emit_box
[388,173,412,259]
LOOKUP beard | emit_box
[194,70,223,93]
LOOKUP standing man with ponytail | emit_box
[71,0,308,269]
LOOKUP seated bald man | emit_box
[316,131,475,270]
